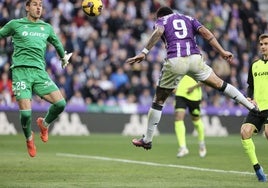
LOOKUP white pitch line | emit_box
[56,153,256,176]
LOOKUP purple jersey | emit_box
[155,13,202,58]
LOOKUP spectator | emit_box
[68,90,85,106]
[81,78,105,104]
[0,72,13,106]
[139,88,153,106]
[0,0,267,110]
[110,67,130,94]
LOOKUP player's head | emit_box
[259,34,268,57]
[156,7,173,18]
[25,0,43,21]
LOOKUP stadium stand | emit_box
[0,0,267,111]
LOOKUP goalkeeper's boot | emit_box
[255,167,267,182]
[37,117,48,142]
[26,132,36,157]
[132,136,152,150]
[177,147,189,158]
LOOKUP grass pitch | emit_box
[0,134,267,187]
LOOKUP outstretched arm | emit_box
[187,82,203,94]
[198,26,233,63]
[48,26,72,68]
[126,25,165,65]
[0,20,15,39]
[143,25,165,53]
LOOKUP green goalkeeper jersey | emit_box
[0,17,65,70]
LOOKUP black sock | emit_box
[253,164,261,171]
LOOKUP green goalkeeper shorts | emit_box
[12,67,59,100]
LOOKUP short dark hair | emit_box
[259,34,268,41]
[26,0,32,6]
[156,7,173,18]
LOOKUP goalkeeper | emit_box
[0,0,72,157]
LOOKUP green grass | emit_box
[0,134,267,188]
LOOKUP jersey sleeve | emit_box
[0,20,15,38]
[156,16,166,26]
[47,25,65,58]
[191,17,203,33]
[247,63,254,98]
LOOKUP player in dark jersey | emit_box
[240,34,268,182]
[126,7,258,150]
[0,0,72,157]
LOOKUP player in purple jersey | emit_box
[126,6,259,150]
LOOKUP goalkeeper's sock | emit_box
[44,99,66,126]
[20,110,32,139]
[241,138,259,165]
[175,120,186,148]
[192,118,205,143]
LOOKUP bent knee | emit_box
[265,125,268,139]
[265,132,268,139]
[240,124,255,139]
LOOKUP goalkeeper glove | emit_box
[61,51,72,68]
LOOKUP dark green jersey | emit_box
[247,59,268,111]
[0,17,65,70]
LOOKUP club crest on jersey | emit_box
[40,26,44,31]
[22,31,28,36]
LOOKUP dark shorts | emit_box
[243,110,268,132]
[174,96,201,117]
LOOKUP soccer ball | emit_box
[82,0,103,17]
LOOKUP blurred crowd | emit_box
[0,0,267,109]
